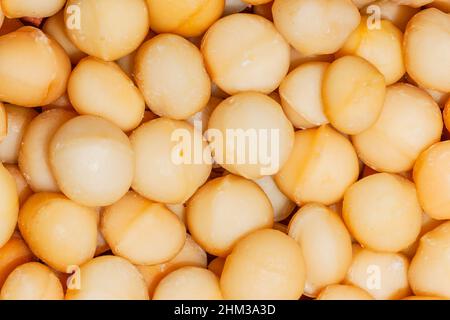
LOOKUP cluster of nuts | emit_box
[0,0,449,300]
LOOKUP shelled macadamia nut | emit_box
[317,284,373,300]
[361,0,419,31]
[18,193,98,272]
[345,245,411,300]
[323,55,386,135]
[413,141,450,220]
[0,234,34,288]
[273,0,360,55]
[0,163,18,248]
[0,262,63,300]
[208,257,226,277]
[409,222,450,299]
[187,97,222,133]
[135,34,211,120]
[153,267,223,300]
[221,229,305,300]
[352,84,443,173]
[288,203,352,297]
[130,118,212,204]
[279,62,329,129]
[101,191,186,265]
[1,0,66,18]
[201,13,290,94]
[19,109,76,193]
[4,165,33,205]
[66,255,149,300]
[49,115,134,207]
[343,173,422,252]
[64,0,150,61]
[0,27,70,107]
[275,125,359,206]
[146,0,224,37]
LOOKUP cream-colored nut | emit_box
[208,257,226,277]
[95,229,109,257]
[135,34,211,120]
[165,203,186,224]
[317,284,373,300]
[352,84,443,173]
[409,221,450,299]
[101,191,186,265]
[279,62,329,129]
[391,0,433,7]
[289,47,334,71]
[288,203,352,297]
[0,27,70,107]
[224,0,249,16]
[146,0,224,37]
[275,125,359,206]
[0,163,18,248]
[187,97,222,133]
[337,17,405,85]
[66,255,149,300]
[343,173,422,252]
[4,165,33,205]
[273,0,361,55]
[323,55,386,135]
[201,13,290,95]
[361,0,419,31]
[153,267,223,300]
[1,0,66,18]
[0,234,34,288]
[0,262,63,300]
[64,0,150,61]
[221,229,305,300]
[208,92,294,179]
[187,175,273,256]
[18,193,98,272]
[18,109,76,193]
[413,141,450,220]
[49,115,134,207]
[404,8,450,92]
[344,245,411,300]
[130,118,212,204]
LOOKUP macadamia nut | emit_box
[0,163,19,248]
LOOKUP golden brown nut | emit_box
[444,99,450,133]
[4,164,33,205]
[1,0,66,18]
[403,296,446,300]
[208,257,226,277]
[0,234,34,288]
[0,163,18,248]
[317,284,373,300]
[253,1,274,20]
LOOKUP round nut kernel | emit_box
[0,163,19,248]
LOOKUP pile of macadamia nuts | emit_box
[0,0,448,301]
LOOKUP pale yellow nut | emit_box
[186,97,223,133]
[187,175,273,256]
[288,203,352,297]
[18,109,76,193]
[224,0,249,16]
[221,229,305,300]
[279,62,329,129]
[404,8,450,92]
[391,0,433,7]
[0,163,19,248]
[208,257,226,277]
[0,27,71,107]
[165,203,186,224]
[146,0,224,37]
[413,141,450,220]
[130,118,212,204]
[66,255,149,300]
[65,0,150,61]
[0,262,63,300]
[201,13,290,95]
[135,34,211,120]
[49,115,134,207]
[352,84,443,173]
[275,125,359,206]
[153,267,223,300]
[4,164,33,205]
[323,55,386,135]
[361,0,419,31]
[273,0,361,55]
[1,0,66,18]
[317,284,373,300]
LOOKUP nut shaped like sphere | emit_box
[65,256,149,300]
[153,267,223,300]
[135,34,211,120]
[0,163,18,248]
[146,0,224,37]
[352,84,443,173]
[18,193,98,272]
[343,173,422,253]
[208,92,295,179]
[288,203,353,297]
[409,221,450,299]
[49,115,135,207]
[0,27,71,107]
[64,0,150,61]
[317,284,373,300]
[404,8,450,92]
[323,55,386,135]
[201,13,290,95]
[1,0,66,18]
[187,175,273,256]
[130,118,212,204]
[220,229,306,300]
[272,0,361,55]
[0,262,63,300]
[275,125,359,206]
[413,141,450,220]
[101,191,186,265]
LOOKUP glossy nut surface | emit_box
[1,0,66,18]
